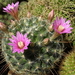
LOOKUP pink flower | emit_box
[3,2,19,20]
[53,17,73,34]
[8,32,31,53]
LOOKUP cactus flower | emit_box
[27,11,32,18]
[48,10,54,22]
[50,17,73,41]
[0,22,8,32]
[8,32,30,53]
[3,2,19,20]
[53,17,73,34]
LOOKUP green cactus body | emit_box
[59,50,75,75]
[0,31,9,75]
[0,0,17,6]
[2,16,64,75]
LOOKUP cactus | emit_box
[19,0,75,19]
[59,49,75,75]
[2,16,64,75]
[1,1,73,75]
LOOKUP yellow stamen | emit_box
[58,25,64,32]
[18,41,24,49]
[10,6,14,10]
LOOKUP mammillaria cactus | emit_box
[1,2,73,75]
[59,49,75,75]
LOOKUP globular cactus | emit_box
[59,49,75,75]
[1,1,73,75]
[2,16,63,75]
